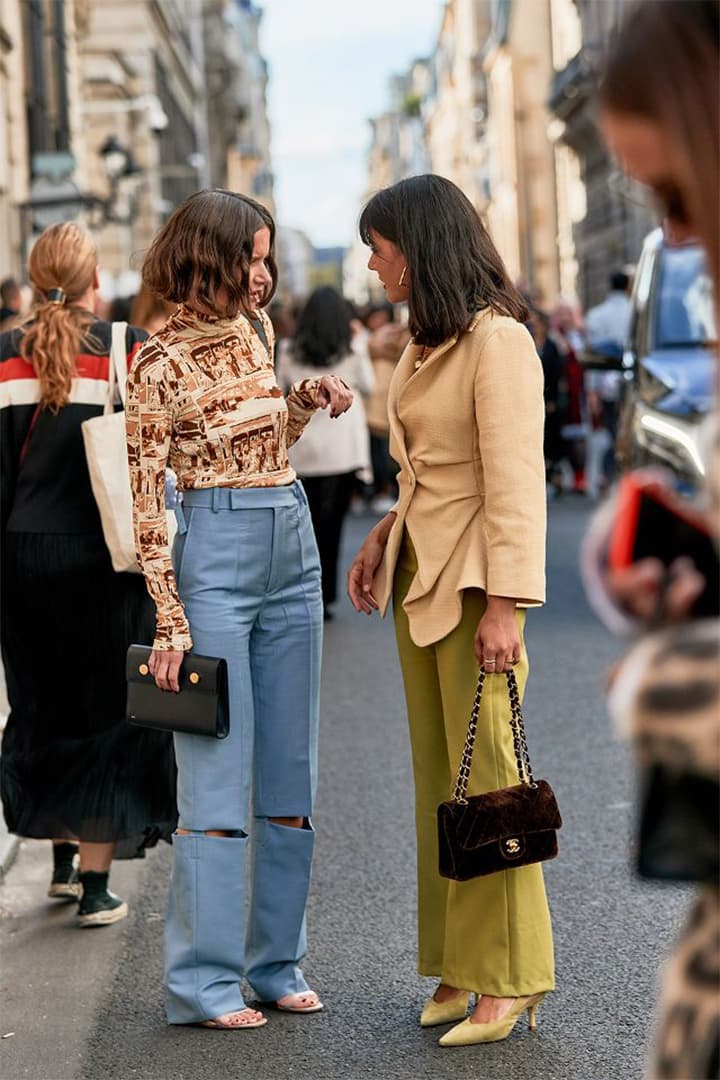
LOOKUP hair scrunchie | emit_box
[46,288,67,304]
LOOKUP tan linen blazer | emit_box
[373,308,546,647]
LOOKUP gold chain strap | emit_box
[453,669,537,806]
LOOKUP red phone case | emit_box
[608,473,712,570]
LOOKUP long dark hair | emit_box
[294,285,352,368]
[600,1,719,290]
[142,189,278,318]
[359,175,528,347]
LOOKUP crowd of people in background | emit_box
[0,266,635,618]
[0,0,715,1072]
[525,271,632,501]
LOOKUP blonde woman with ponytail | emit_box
[0,222,176,927]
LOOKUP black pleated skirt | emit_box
[0,532,177,857]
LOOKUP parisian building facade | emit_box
[354,0,656,310]
[0,0,274,290]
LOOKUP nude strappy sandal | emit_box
[276,991,324,1014]
[198,1009,267,1030]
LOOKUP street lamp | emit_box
[99,135,131,181]
[95,135,144,226]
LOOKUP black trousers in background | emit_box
[369,431,399,498]
[299,472,356,608]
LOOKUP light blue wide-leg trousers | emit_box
[164,484,323,1025]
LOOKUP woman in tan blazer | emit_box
[348,175,554,1047]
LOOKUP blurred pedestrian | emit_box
[551,300,588,492]
[348,175,554,1048]
[0,277,21,328]
[0,222,177,926]
[585,271,632,494]
[128,189,352,1030]
[585,271,632,350]
[277,286,373,619]
[267,297,296,363]
[129,283,176,336]
[108,294,135,324]
[364,304,410,511]
[528,308,567,495]
[594,3,719,1076]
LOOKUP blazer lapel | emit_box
[390,312,489,471]
[397,333,459,411]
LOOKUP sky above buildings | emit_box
[260,0,443,249]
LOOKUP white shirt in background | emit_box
[276,339,374,479]
[585,290,632,402]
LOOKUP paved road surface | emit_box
[0,500,689,1080]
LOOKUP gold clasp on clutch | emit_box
[139,664,149,676]
[189,672,200,685]
[504,838,521,856]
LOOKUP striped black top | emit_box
[0,319,147,534]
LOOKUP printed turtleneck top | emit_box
[126,304,324,651]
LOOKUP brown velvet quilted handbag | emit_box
[438,670,562,881]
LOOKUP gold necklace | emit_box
[414,344,432,371]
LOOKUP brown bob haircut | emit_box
[359,174,528,347]
[142,189,278,317]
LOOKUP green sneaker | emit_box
[48,842,82,900]
[77,871,128,927]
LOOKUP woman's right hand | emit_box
[348,512,396,614]
[149,648,185,693]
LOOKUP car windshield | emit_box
[655,246,717,347]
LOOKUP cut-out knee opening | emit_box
[267,816,313,830]
[176,828,248,838]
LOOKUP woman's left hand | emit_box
[474,596,522,673]
[317,375,354,418]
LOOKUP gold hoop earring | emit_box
[398,265,408,287]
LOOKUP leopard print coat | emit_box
[610,424,719,1079]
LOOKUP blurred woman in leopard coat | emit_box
[589,4,719,1077]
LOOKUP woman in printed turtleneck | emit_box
[126,190,353,1031]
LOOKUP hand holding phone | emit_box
[607,471,718,620]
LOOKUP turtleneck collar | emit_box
[174,303,260,336]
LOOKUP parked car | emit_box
[585,229,716,490]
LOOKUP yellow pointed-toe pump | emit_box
[420,990,471,1028]
[438,992,546,1047]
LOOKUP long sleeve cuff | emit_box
[286,377,323,446]
[152,624,194,653]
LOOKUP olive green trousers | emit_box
[393,556,555,996]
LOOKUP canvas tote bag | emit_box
[82,322,176,573]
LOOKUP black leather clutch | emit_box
[126,644,229,739]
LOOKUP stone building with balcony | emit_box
[423,0,490,212]
[1,0,90,278]
[0,1,30,280]
[1,0,275,291]
[74,0,206,282]
[548,0,655,307]
[345,58,431,306]
[357,0,567,307]
[480,0,561,304]
[213,0,274,212]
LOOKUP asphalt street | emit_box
[0,499,690,1080]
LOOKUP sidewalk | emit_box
[0,837,152,1079]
